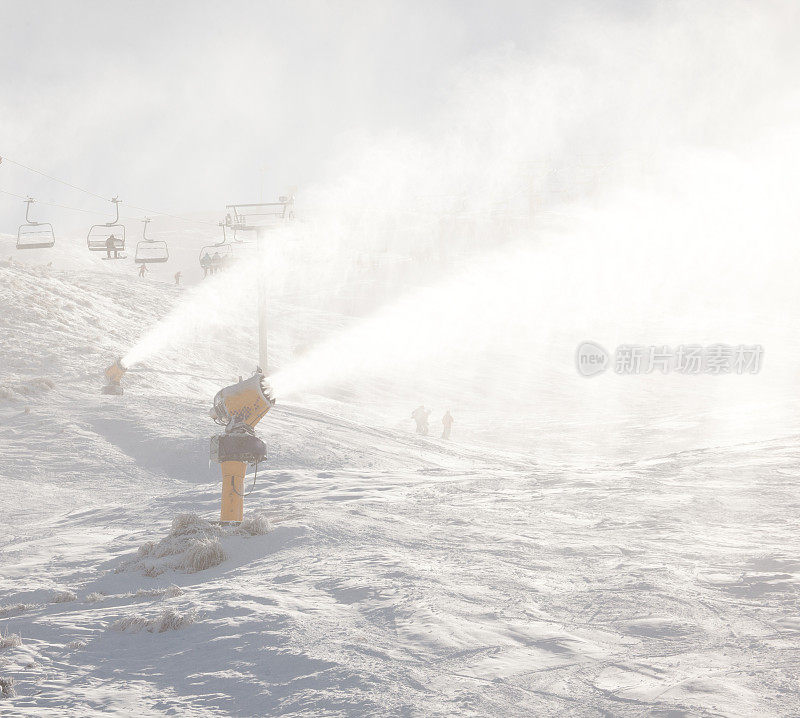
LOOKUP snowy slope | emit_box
[1,251,799,717]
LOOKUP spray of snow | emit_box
[121,259,261,370]
[118,3,800,451]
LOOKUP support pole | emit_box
[256,227,268,373]
[220,460,246,523]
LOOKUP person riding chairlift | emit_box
[106,234,121,259]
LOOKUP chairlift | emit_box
[199,222,235,274]
[228,217,255,246]
[16,198,56,249]
[87,197,126,256]
[134,218,169,263]
[225,197,294,242]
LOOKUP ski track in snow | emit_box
[1,255,799,717]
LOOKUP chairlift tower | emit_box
[224,196,295,373]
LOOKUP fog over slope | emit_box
[2,1,800,715]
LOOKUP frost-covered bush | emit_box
[111,614,148,633]
[0,632,22,650]
[111,607,196,634]
[84,592,105,603]
[0,377,54,402]
[51,590,76,603]
[133,585,184,600]
[0,676,15,699]
[66,639,86,650]
[0,603,35,617]
[155,608,196,632]
[182,538,227,573]
[240,512,271,536]
[170,513,210,537]
[118,511,269,576]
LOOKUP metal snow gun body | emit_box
[210,370,274,523]
[102,358,127,395]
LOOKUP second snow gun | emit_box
[102,358,127,395]
[209,369,275,523]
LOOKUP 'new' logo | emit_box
[575,341,609,377]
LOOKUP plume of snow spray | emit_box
[122,258,261,370]
[119,3,800,459]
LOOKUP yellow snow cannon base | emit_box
[220,460,246,523]
[102,358,127,395]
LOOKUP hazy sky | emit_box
[0,0,647,229]
[2,0,798,235]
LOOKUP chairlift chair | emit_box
[134,218,169,263]
[199,223,235,273]
[87,197,126,255]
[16,198,55,250]
[225,197,294,236]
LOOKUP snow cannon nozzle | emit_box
[210,368,275,428]
[102,357,127,395]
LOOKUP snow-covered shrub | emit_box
[119,511,268,576]
[142,564,165,578]
[17,378,55,395]
[0,603,35,618]
[66,639,86,650]
[51,590,76,603]
[0,676,14,699]
[0,632,22,650]
[110,607,196,634]
[155,608,196,632]
[240,512,271,536]
[170,513,210,537]
[110,614,148,633]
[133,585,183,600]
[120,514,222,575]
[182,538,227,573]
[136,541,157,558]
[84,592,105,603]
[0,378,54,402]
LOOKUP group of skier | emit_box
[412,405,454,439]
[200,251,229,277]
[135,263,182,285]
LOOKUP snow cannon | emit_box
[210,369,275,524]
[102,358,127,395]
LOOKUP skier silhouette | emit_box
[138,263,148,278]
[441,410,453,439]
[412,405,431,435]
[174,271,182,285]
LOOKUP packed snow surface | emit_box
[1,243,799,717]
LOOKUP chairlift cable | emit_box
[0,187,29,201]
[124,201,217,227]
[2,189,141,221]
[0,155,107,201]
[1,153,217,227]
